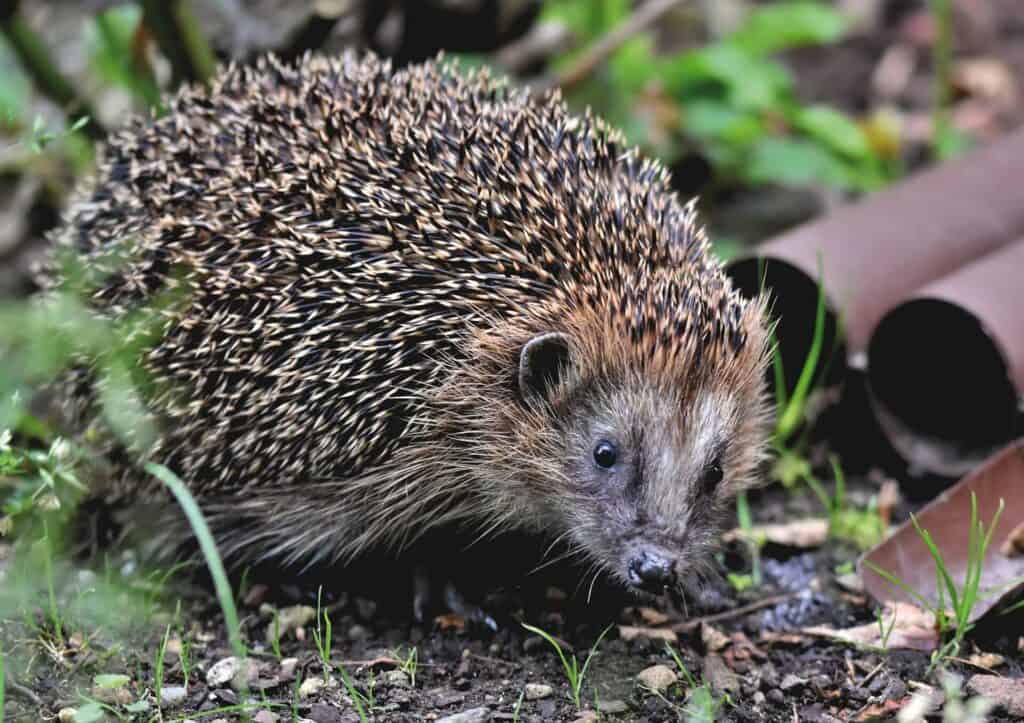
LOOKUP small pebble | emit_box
[436,707,492,723]
[299,676,326,698]
[252,711,279,723]
[752,691,765,705]
[767,688,785,705]
[636,664,678,693]
[573,713,599,723]
[597,699,629,714]
[265,605,316,642]
[92,684,132,705]
[58,708,76,723]
[160,685,188,707]
[308,702,344,723]
[524,682,553,700]
[206,657,241,688]
[355,597,377,620]
[522,636,548,654]
[347,624,369,640]
[780,673,806,692]
[703,655,739,693]
[380,669,410,687]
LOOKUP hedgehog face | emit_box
[564,384,748,595]
[517,329,767,597]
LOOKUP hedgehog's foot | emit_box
[413,565,498,631]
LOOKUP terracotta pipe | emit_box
[726,126,1024,388]
[866,240,1024,477]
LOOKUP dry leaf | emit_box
[722,518,829,549]
[967,652,1005,670]
[803,601,938,652]
[434,613,466,632]
[700,623,731,653]
[1000,520,1024,558]
[877,478,901,529]
[637,607,670,626]
[618,625,676,643]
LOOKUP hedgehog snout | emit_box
[625,546,677,593]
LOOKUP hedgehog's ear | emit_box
[518,332,572,403]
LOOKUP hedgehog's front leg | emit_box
[412,565,498,631]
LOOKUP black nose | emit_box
[627,550,676,593]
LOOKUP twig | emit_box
[0,0,104,139]
[671,592,797,633]
[534,0,684,94]
[858,661,885,687]
[494,20,575,74]
[141,0,217,86]
[4,672,44,706]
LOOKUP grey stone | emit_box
[780,673,807,692]
[597,699,629,714]
[308,702,344,723]
[160,685,188,708]
[436,707,492,723]
[206,657,240,688]
[380,669,411,687]
[703,655,740,693]
[636,664,678,693]
[524,683,553,700]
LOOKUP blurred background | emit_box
[1,0,1021,298]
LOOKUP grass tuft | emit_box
[337,665,370,723]
[521,623,611,710]
[146,462,244,659]
[865,492,1005,671]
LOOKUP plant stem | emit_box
[0,0,103,139]
[147,462,244,658]
[94,10,163,111]
[929,0,955,160]
[141,0,216,86]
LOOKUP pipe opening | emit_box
[867,298,1018,474]
[726,256,845,393]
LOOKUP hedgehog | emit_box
[45,51,771,602]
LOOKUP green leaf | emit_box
[683,99,763,145]
[668,45,791,110]
[94,673,130,689]
[74,702,106,723]
[746,137,850,187]
[609,35,657,92]
[124,700,150,713]
[794,105,871,158]
[732,2,847,55]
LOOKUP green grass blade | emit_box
[909,514,960,616]
[862,560,936,613]
[146,462,244,658]
[830,456,845,512]
[770,331,788,410]
[775,267,827,442]
[1,640,5,723]
[337,666,369,723]
[522,624,576,699]
[576,624,612,699]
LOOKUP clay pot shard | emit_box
[859,440,1024,625]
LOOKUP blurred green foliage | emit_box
[544,0,898,192]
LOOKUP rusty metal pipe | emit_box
[867,240,1024,477]
[726,127,1024,385]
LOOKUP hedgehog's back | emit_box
[47,52,726,495]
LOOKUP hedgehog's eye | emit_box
[593,440,618,469]
[702,455,724,489]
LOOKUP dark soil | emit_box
[3,462,1022,722]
